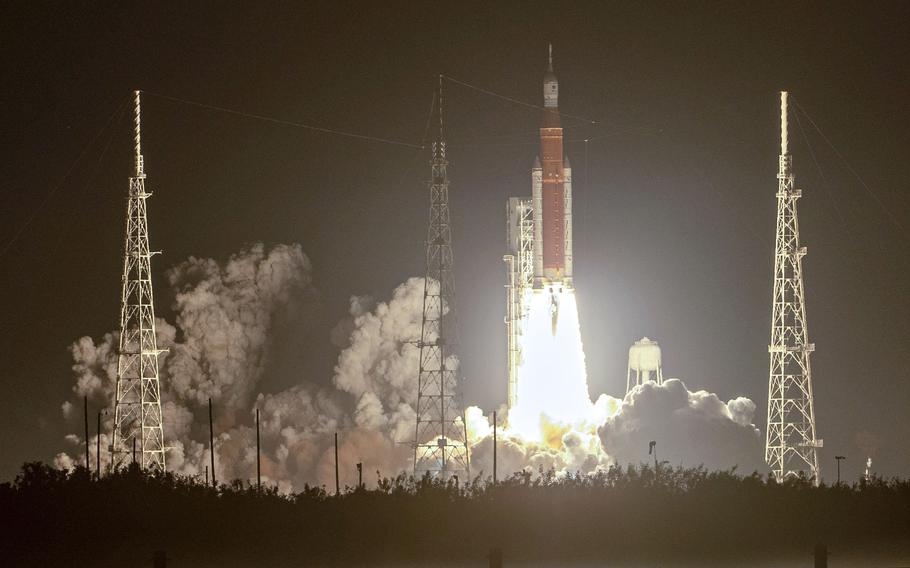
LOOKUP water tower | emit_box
[627,337,664,395]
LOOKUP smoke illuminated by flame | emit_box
[507,289,606,443]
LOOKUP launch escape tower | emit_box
[413,77,470,478]
[765,91,821,483]
[111,91,167,471]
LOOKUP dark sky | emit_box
[1,2,908,482]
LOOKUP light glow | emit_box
[507,289,599,443]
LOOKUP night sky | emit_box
[1,2,908,482]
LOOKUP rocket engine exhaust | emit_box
[549,287,561,336]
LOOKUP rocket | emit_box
[532,45,573,333]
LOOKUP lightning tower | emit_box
[765,91,822,483]
[111,91,167,471]
[413,77,470,478]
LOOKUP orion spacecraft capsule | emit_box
[533,45,573,333]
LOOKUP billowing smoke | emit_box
[465,381,763,479]
[331,277,424,445]
[163,242,318,414]
[58,243,415,490]
[57,242,765,490]
[598,379,765,473]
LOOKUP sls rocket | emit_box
[532,45,573,333]
[503,45,575,401]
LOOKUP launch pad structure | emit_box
[503,198,534,409]
[764,91,822,483]
[413,77,470,479]
[111,91,167,472]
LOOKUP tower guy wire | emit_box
[0,96,128,261]
[793,99,909,241]
[143,91,423,149]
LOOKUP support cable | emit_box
[0,96,129,261]
[49,102,130,254]
[793,99,908,240]
[793,109,849,230]
[394,90,438,193]
[143,91,424,149]
[442,74,599,125]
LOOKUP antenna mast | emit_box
[413,76,470,478]
[765,91,821,484]
[111,90,167,471]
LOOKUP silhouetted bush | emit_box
[0,462,908,566]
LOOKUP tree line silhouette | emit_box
[1,461,908,566]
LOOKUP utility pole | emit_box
[493,411,497,486]
[814,544,828,568]
[764,91,822,485]
[356,462,363,490]
[256,407,261,491]
[208,398,216,488]
[835,455,846,485]
[413,76,470,479]
[111,90,167,472]
[334,432,340,496]
[96,411,101,478]
[84,396,90,473]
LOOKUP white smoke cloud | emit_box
[464,380,763,480]
[163,242,317,415]
[58,244,421,490]
[597,379,765,473]
[333,278,422,404]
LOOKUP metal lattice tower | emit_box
[414,77,470,478]
[111,90,167,472]
[504,197,534,409]
[765,91,822,483]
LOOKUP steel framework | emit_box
[765,91,822,483]
[413,77,470,478]
[503,198,534,409]
[111,91,167,471]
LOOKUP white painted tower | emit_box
[764,91,822,484]
[626,337,664,395]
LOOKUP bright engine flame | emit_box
[507,289,600,442]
